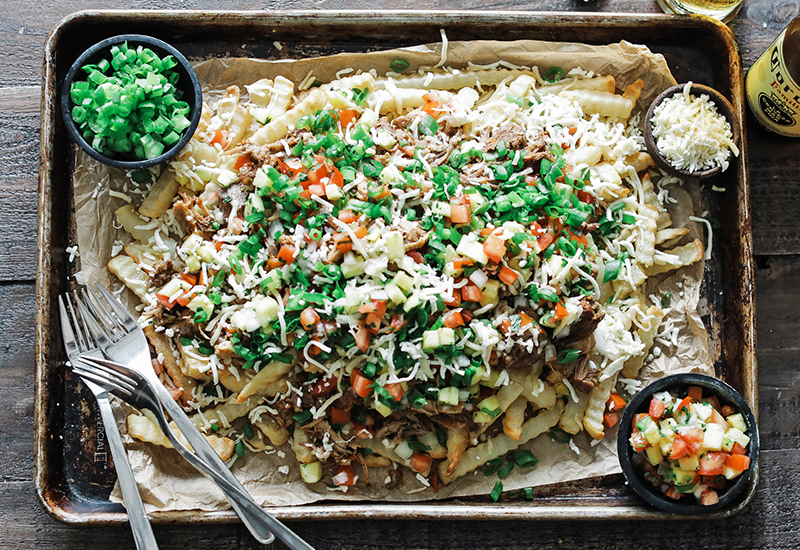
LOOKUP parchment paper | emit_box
[69,37,714,511]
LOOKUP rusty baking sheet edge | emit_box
[36,9,757,524]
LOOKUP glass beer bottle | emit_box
[746,16,800,136]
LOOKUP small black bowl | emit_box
[60,34,202,170]
[644,83,740,180]
[617,373,759,514]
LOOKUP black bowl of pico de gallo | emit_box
[617,373,759,514]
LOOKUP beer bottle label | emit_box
[746,30,800,136]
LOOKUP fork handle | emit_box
[152,382,277,545]
[95,392,159,550]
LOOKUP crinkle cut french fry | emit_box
[291,426,317,464]
[622,78,645,103]
[636,204,659,268]
[439,401,564,485]
[254,416,290,447]
[249,88,328,145]
[644,239,704,276]
[374,69,533,92]
[139,168,180,219]
[236,356,296,403]
[536,75,616,97]
[116,204,155,243]
[127,412,234,461]
[655,227,689,245]
[502,396,528,441]
[107,254,150,300]
[559,390,590,435]
[445,424,469,477]
[143,325,198,404]
[621,305,665,379]
[564,89,634,120]
[583,382,612,440]
[189,397,261,432]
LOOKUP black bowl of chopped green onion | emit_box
[61,34,202,169]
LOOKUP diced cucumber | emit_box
[299,461,322,483]
[385,231,405,260]
[643,420,662,446]
[722,434,735,452]
[254,295,280,327]
[260,269,282,294]
[480,279,501,308]
[431,201,451,217]
[692,402,713,422]
[438,327,455,346]
[230,306,260,332]
[384,282,407,304]
[456,234,488,264]
[341,252,365,278]
[422,330,440,351]
[726,427,750,448]
[158,277,191,298]
[722,465,745,480]
[392,271,414,293]
[403,294,422,312]
[216,169,238,187]
[438,386,460,406]
[373,399,394,418]
[187,294,214,318]
[325,183,344,201]
[374,129,396,150]
[659,418,677,438]
[726,413,747,433]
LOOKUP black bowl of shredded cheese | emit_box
[644,83,740,180]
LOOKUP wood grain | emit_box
[2,1,800,549]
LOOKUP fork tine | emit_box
[73,367,135,398]
[84,287,125,338]
[67,292,94,352]
[74,362,137,395]
[58,296,82,358]
[79,356,139,392]
[93,283,140,333]
[75,292,115,350]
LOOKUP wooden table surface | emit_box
[4,1,800,548]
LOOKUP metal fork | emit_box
[59,294,159,550]
[75,355,315,550]
[76,284,277,545]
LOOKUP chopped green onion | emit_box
[490,481,503,502]
[419,114,439,136]
[512,450,539,467]
[661,291,672,308]
[389,59,410,72]
[557,349,581,364]
[242,422,255,439]
[234,440,246,458]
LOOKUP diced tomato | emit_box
[449,202,471,224]
[664,486,682,500]
[731,442,748,455]
[364,312,383,334]
[311,375,338,397]
[724,453,751,472]
[483,235,507,264]
[552,302,568,321]
[607,393,627,413]
[710,408,729,429]
[497,266,519,285]
[387,314,407,333]
[337,209,359,223]
[307,182,326,197]
[330,166,344,188]
[443,310,464,329]
[603,411,619,428]
[668,436,689,460]
[350,369,373,398]
[299,307,320,330]
[407,251,425,264]
[687,386,703,401]
[698,451,730,476]
[330,407,351,426]
[166,386,183,401]
[354,323,372,353]
[333,232,353,253]
[352,225,368,239]
[155,293,176,310]
[234,154,253,171]
[421,94,443,119]
[678,426,704,454]
[537,232,554,252]
[277,244,296,265]
[384,383,404,402]
[210,129,229,148]
[519,312,533,327]
[699,488,719,506]
[702,475,727,490]
[629,431,649,451]
[176,290,195,307]
[444,288,462,307]
[452,258,474,270]
[461,282,483,303]
[648,396,666,420]
[358,300,388,316]
[179,272,197,286]
[410,452,434,474]
[499,317,512,335]
[339,109,358,129]
[333,464,356,486]
[674,396,695,422]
